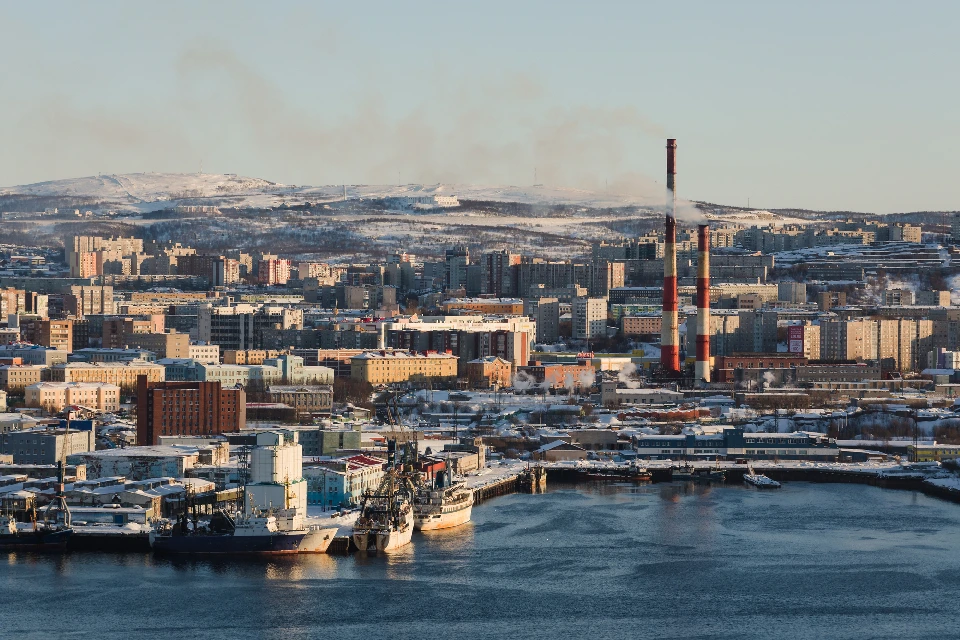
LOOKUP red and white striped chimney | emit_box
[661,139,680,375]
[696,223,711,383]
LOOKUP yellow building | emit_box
[0,365,48,393]
[223,349,285,365]
[51,360,164,391]
[442,298,525,315]
[907,444,960,462]
[350,350,458,385]
[25,381,121,413]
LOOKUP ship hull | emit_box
[414,503,472,531]
[149,528,337,555]
[352,509,414,553]
[0,528,72,552]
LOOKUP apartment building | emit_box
[25,381,121,413]
[350,350,458,384]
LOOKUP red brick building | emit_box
[713,354,809,383]
[136,376,246,445]
[516,360,596,390]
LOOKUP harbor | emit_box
[6,481,960,640]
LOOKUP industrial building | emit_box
[632,428,840,461]
[136,377,246,446]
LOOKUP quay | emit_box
[541,459,960,506]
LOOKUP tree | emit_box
[333,378,374,408]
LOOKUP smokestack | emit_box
[661,139,680,375]
[696,223,711,384]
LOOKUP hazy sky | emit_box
[0,1,957,213]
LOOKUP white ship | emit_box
[743,466,781,489]
[414,470,474,531]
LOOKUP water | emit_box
[4,482,960,640]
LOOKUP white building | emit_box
[188,343,220,364]
[572,297,608,340]
[247,430,307,514]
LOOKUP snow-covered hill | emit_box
[0,173,279,205]
[0,172,660,212]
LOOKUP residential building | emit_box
[465,356,513,389]
[188,343,220,364]
[258,259,292,286]
[350,350,458,384]
[622,315,662,337]
[572,297,607,340]
[442,298,524,315]
[526,297,560,344]
[25,382,120,413]
[52,361,165,391]
[820,319,878,362]
[0,344,67,366]
[0,427,94,465]
[444,246,470,290]
[0,365,48,393]
[480,250,521,297]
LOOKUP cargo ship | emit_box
[150,507,338,555]
[413,469,473,531]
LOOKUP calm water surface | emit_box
[3,482,960,640]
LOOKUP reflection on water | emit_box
[4,483,960,640]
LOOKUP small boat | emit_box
[743,466,781,489]
[672,464,696,481]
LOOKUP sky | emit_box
[0,1,957,213]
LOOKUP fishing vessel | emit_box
[352,472,414,552]
[2,453,74,552]
[0,512,73,551]
[743,466,781,489]
[149,506,338,555]
[413,469,473,531]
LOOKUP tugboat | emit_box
[352,441,414,552]
[413,468,473,531]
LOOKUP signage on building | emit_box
[787,326,804,354]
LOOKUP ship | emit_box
[353,442,414,553]
[413,469,473,531]
[0,513,73,551]
[149,506,338,555]
[352,473,414,553]
[743,466,781,489]
[1,457,74,552]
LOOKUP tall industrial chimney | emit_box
[696,223,711,383]
[661,139,680,375]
